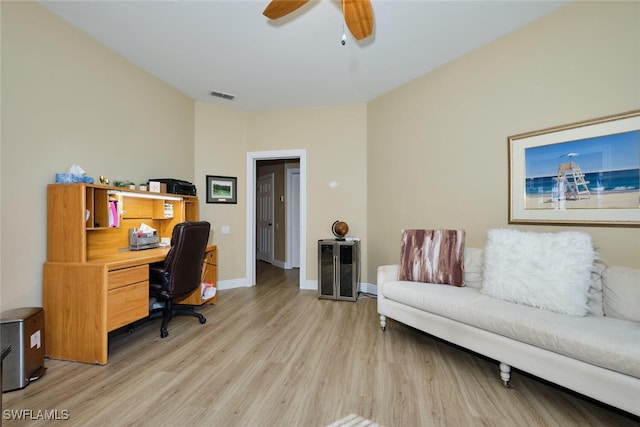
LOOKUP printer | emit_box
[149,179,197,196]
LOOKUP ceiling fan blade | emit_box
[342,0,374,40]
[263,0,309,19]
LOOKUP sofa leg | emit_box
[380,315,386,331]
[499,363,512,388]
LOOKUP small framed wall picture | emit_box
[206,175,237,204]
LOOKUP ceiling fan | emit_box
[263,0,374,41]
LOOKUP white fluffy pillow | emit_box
[481,229,596,316]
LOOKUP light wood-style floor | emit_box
[4,262,639,426]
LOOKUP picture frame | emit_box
[508,110,640,227]
[206,175,237,204]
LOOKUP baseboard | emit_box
[257,259,288,269]
[301,280,377,295]
[217,278,377,295]
[270,259,286,269]
[359,282,377,296]
[301,280,317,290]
[217,278,251,290]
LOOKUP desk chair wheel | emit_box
[160,328,169,338]
[199,316,206,325]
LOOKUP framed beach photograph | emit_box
[508,110,640,226]
[206,175,237,204]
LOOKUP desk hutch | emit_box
[44,184,217,365]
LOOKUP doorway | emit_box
[246,150,307,289]
[287,168,300,269]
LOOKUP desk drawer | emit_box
[108,265,148,290]
[107,281,149,332]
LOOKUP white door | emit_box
[287,169,301,268]
[256,173,274,263]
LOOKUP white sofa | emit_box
[377,246,640,417]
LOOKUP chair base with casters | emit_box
[147,298,206,338]
[147,221,212,338]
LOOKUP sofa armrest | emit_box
[377,264,399,290]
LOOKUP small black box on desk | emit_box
[148,179,196,196]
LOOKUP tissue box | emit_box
[55,174,94,184]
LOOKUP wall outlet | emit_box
[221,225,230,234]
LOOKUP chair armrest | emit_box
[149,266,170,287]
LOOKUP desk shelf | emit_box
[47,184,199,262]
[85,186,110,229]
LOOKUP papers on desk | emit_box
[138,223,156,234]
[201,281,216,300]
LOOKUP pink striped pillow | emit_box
[399,229,466,286]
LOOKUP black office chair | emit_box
[148,221,210,338]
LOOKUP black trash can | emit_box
[0,307,46,392]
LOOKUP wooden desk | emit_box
[45,183,217,365]
[44,245,216,365]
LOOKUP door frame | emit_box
[286,167,300,269]
[246,149,307,288]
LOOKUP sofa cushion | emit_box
[463,247,484,289]
[481,229,596,316]
[381,280,640,378]
[587,262,605,317]
[399,229,465,286]
[603,266,640,322]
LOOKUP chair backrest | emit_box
[163,221,211,298]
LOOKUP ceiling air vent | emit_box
[210,90,236,101]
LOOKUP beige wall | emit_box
[194,102,248,282]
[1,2,195,310]
[247,106,369,283]
[367,1,640,281]
[195,104,368,283]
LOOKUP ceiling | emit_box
[40,0,569,111]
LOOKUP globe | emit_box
[332,220,349,239]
